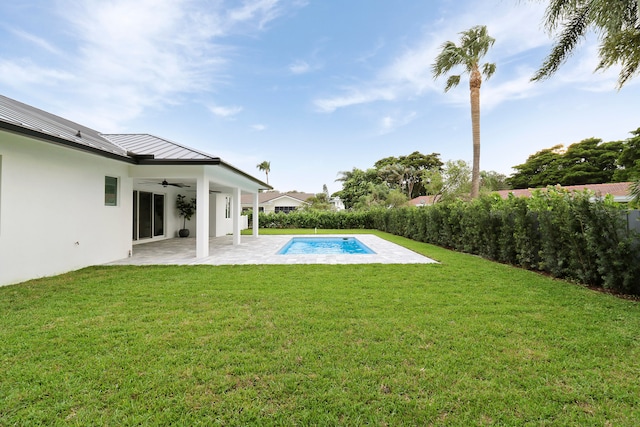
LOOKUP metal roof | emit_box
[102,134,218,161]
[0,93,271,189]
[0,94,128,157]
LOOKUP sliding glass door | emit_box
[133,191,165,241]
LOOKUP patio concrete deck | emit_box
[106,234,437,266]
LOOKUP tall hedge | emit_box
[374,190,640,295]
[258,210,377,230]
[256,190,640,295]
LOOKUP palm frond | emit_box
[596,29,640,88]
[432,42,465,78]
[532,3,591,81]
[482,63,497,80]
[445,75,461,92]
[543,0,581,31]
[432,25,495,85]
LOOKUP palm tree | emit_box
[256,161,271,185]
[432,25,496,199]
[532,0,639,88]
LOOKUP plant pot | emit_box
[179,229,190,238]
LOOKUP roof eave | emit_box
[219,160,273,190]
[136,158,272,190]
[0,120,135,164]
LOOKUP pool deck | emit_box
[106,234,437,266]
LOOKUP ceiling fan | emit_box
[153,179,190,188]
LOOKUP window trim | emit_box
[105,176,118,206]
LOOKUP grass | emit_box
[1,230,639,425]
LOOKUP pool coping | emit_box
[106,234,438,266]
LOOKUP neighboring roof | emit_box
[409,182,634,206]
[410,195,437,206]
[102,134,218,161]
[0,94,129,159]
[241,191,315,204]
[493,182,633,199]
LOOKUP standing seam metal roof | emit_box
[0,94,127,157]
[0,94,271,189]
[101,134,219,160]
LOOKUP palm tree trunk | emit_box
[469,69,482,199]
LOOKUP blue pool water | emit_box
[277,237,376,255]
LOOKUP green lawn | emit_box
[1,231,639,426]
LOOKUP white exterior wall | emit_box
[209,193,248,237]
[0,131,132,286]
[209,193,249,237]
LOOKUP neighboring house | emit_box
[240,191,314,214]
[329,196,345,211]
[0,94,270,286]
[409,182,634,206]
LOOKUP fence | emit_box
[626,210,640,234]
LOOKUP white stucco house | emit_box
[240,191,314,214]
[0,94,271,286]
[240,192,345,214]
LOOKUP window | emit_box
[105,176,118,206]
[275,206,296,214]
[225,196,231,219]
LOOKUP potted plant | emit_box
[176,194,196,237]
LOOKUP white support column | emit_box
[232,187,241,245]
[252,192,259,237]
[196,173,210,258]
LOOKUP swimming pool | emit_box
[277,237,376,255]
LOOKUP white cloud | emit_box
[315,87,397,113]
[379,111,417,134]
[208,104,243,118]
[251,124,267,131]
[9,28,63,55]
[289,60,311,74]
[312,1,555,114]
[227,0,283,28]
[0,60,74,86]
[0,0,305,130]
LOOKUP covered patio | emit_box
[107,234,437,265]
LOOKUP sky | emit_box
[1,0,639,195]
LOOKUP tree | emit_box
[334,168,382,209]
[614,127,640,181]
[374,151,443,198]
[256,161,271,185]
[507,138,628,188]
[480,170,510,192]
[385,189,409,208]
[532,0,640,88]
[507,145,565,189]
[432,25,496,199]
[423,160,472,203]
[559,138,623,185]
[353,183,391,210]
[304,193,332,211]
